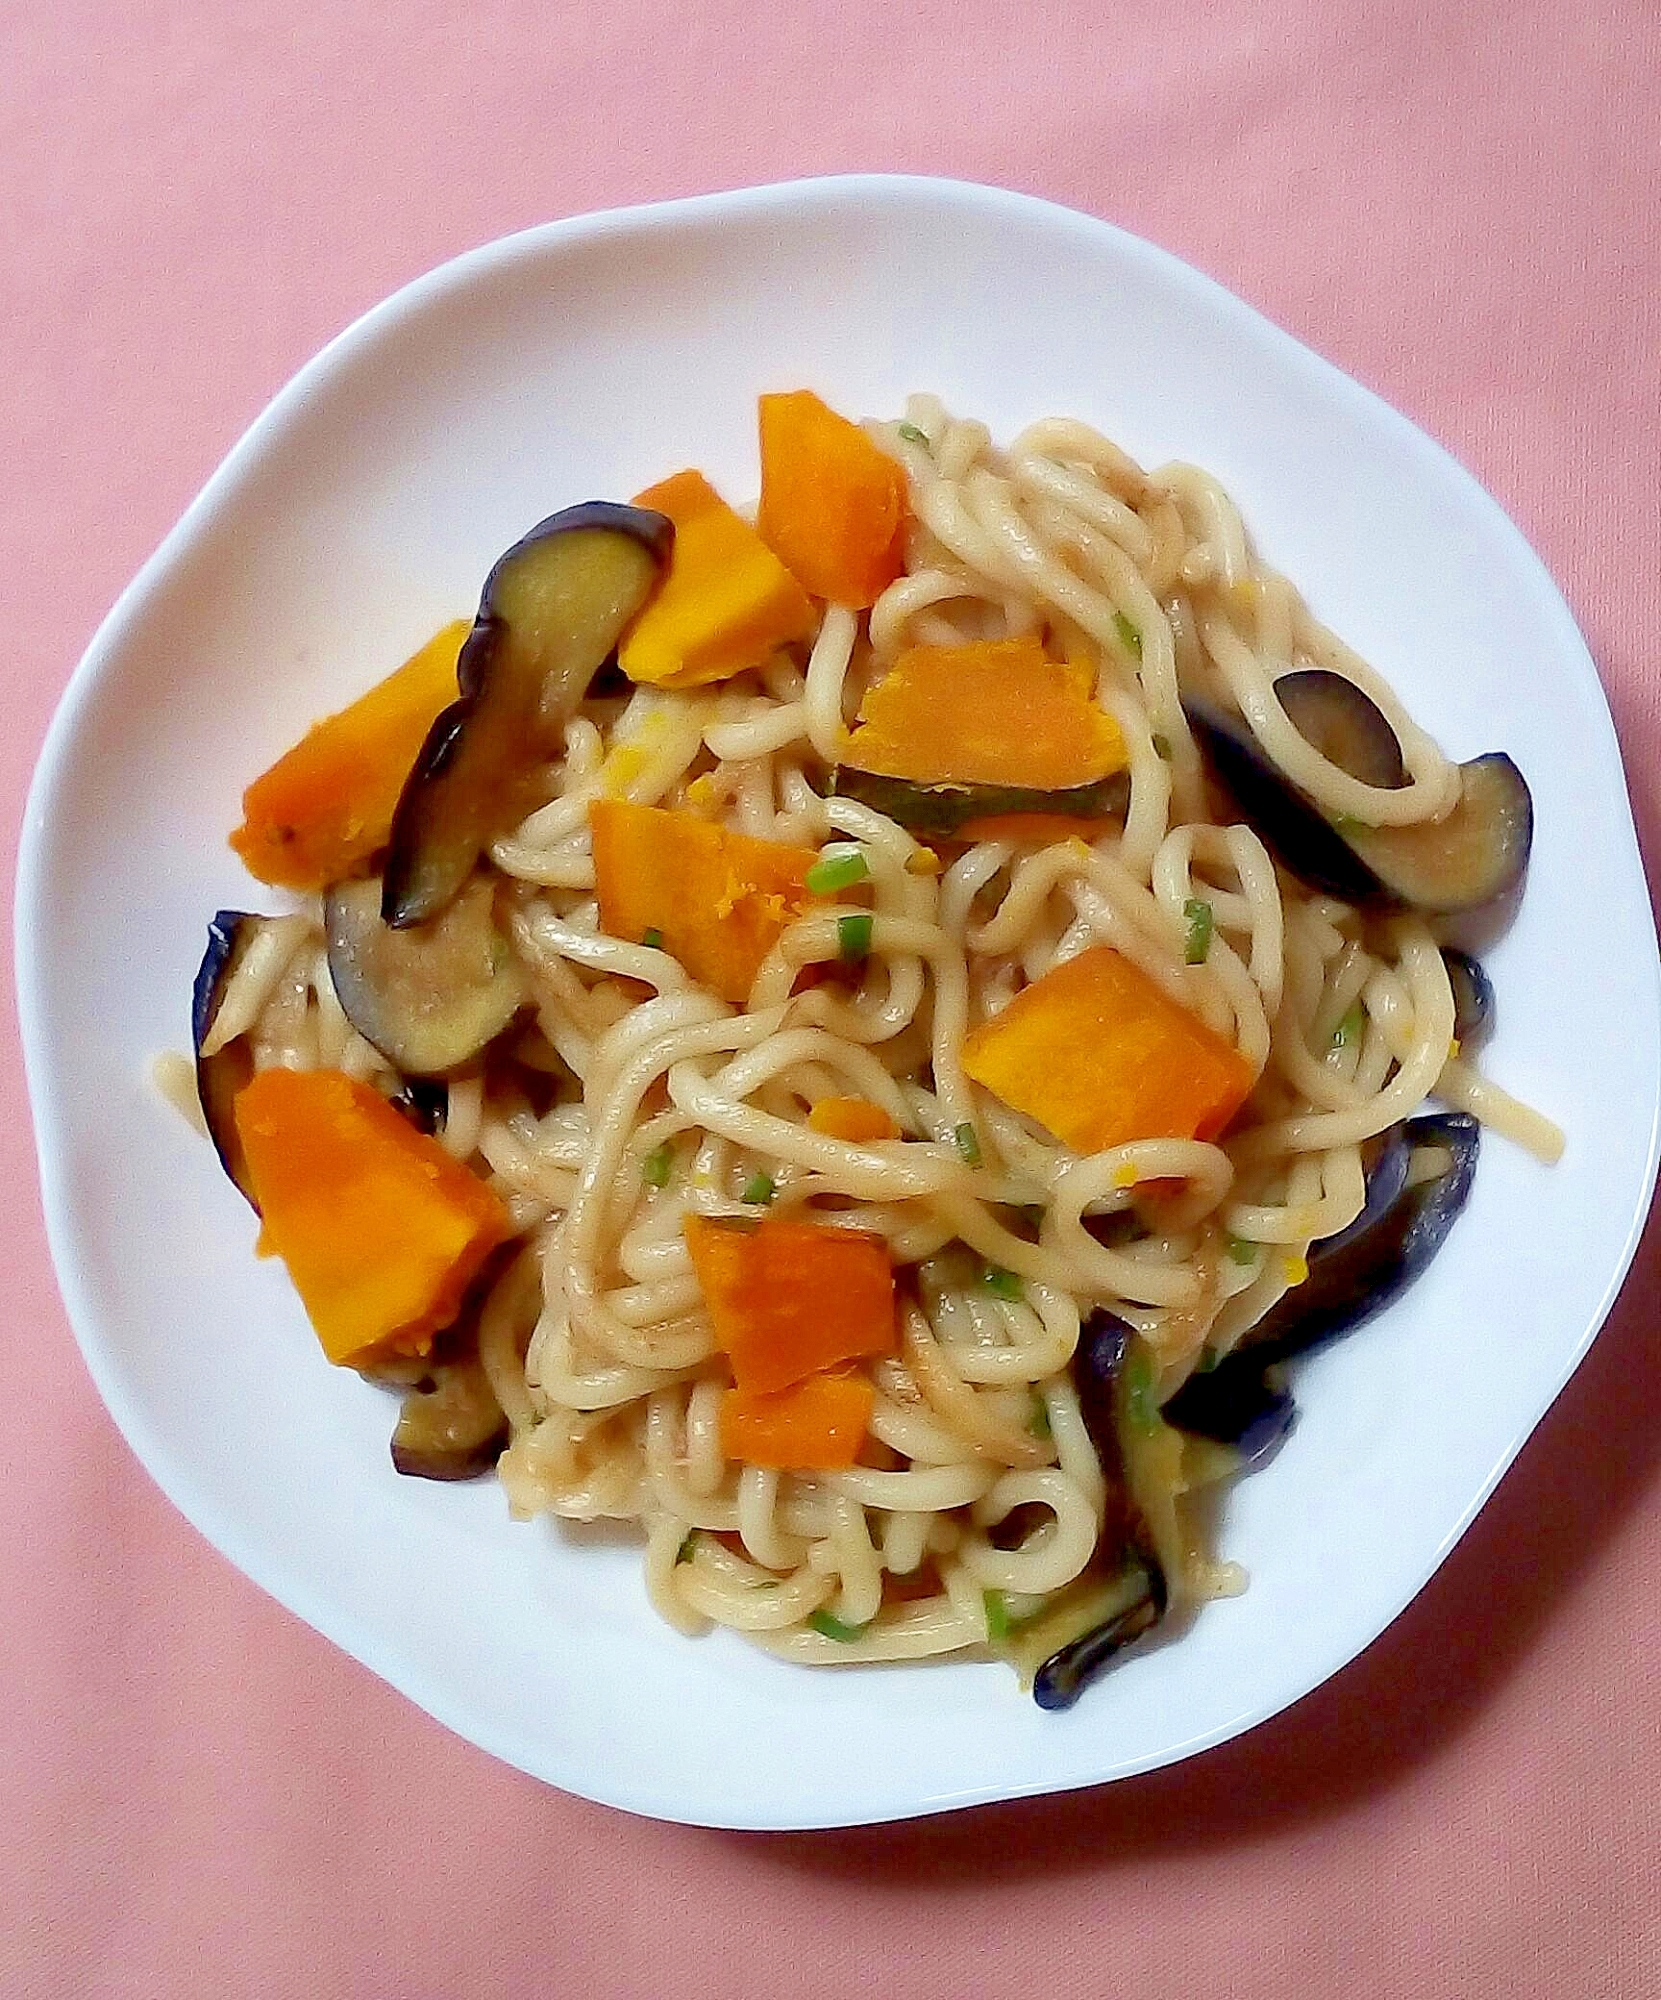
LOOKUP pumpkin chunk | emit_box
[589,798,820,1003]
[807,1096,901,1143]
[685,1214,897,1394]
[618,469,815,688]
[843,638,1127,791]
[961,946,1255,1155]
[230,621,468,890]
[233,1067,511,1367]
[756,389,907,607]
[720,1371,876,1470]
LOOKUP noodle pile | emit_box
[185,396,1562,1675]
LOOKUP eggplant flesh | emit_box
[1032,1311,1171,1710]
[382,501,673,928]
[191,911,260,1209]
[327,873,525,1076]
[1164,1113,1479,1451]
[389,1352,508,1481]
[1276,670,1406,790]
[831,766,1130,838]
[1185,685,1533,917]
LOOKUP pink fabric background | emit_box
[6,1,1660,1993]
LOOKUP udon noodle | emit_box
[182,395,1562,1685]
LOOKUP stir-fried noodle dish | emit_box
[176,390,1560,1707]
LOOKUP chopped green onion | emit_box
[1124,1345,1159,1434]
[1329,812,1363,836]
[982,1264,1025,1302]
[837,912,873,961]
[641,926,664,950]
[806,844,870,895]
[982,1589,1011,1643]
[1113,610,1143,660]
[896,422,930,446]
[1183,897,1214,965]
[675,1530,698,1565]
[642,1141,674,1189]
[1151,732,1173,762]
[808,1609,868,1644]
[742,1171,776,1206]
[1028,1391,1053,1439]
[1225,1232,1260,1266]
[1331,1000,1365,1049]
[953,1121,983,1167]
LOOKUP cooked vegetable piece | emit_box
[961,945,1255,1154]
[191,911,260,1208]
[326,873,525,1075]
[1443,947,1494,1052]
[1164,1113,1479,1455]
[588,798,821,1003]
[719,1370,876,1469]
[383,503,672,928]
[807,1096,900,1143]
[755,389,907,607]
[617,469,815,688]
[1185,689,1534,916]
[1029,1313,1173,1709]
[837,912,873,961]
[388,1077,448,1136]
[830,766,1129,839]
[804,844,869,895]
[232,1067,512,1368]
[684,1213,897,1393]
[842,639,1128,790]
[1275,669,1407,790]
[230,621,469,891]
[390,1352,508,1481]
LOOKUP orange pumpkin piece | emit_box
[684,1214,897,1394]
[617,469,815,688]
[229,620,468,890]
[719,1370,876,1470]
[589,797,821,1004]
[961,945,1255,1155]
[807,1096,901,1143]
[233,1067,511,1368]
[756,389,907,608]
[844,637,1127,790]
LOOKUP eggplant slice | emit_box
[1185,679,1533,916]
[389,1352,508,1481]
[1165,1112,1480,1446]
[1443,947,1495,1054]
[382,501,673,928]
[327,872,525,1076]
[1031,1312,1170,1710]
[191,911,260,1208]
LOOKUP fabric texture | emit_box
[5,1,1660,1993]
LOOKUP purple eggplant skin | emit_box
[1033,1311,1170,1711]
[389,1077,448,1136]
[389,1353,508,1481]
[1443,948,1495,1054]
[191,912,260,1210]
[1185,690,1534,918]
[1164,1112,1479,1460]
[382,502,673,929]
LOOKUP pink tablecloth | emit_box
[6,2,1660,1993]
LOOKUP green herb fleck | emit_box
[1028,1391,1053,1439]
[643,1141,675,1189]
[983,1589,1011,1643]
[742,1171,777,1206]
[808,1610,869,1644]
[896,422,930,447]
[837,912,873,961]
[1113,610,1143,660]
[1183,897,1214,965]
[1151,732,1173,762]
[1124,1345,1160,1435]
[953,1121,983,1167]
[982,1264,1025,1302]
[806,844,870,895]
[1225,1233,1259,1266]
[1329,812,1364,837]
[642,927,665,950]
[675,1530,698,1565]
[1331,1000,1365,1049]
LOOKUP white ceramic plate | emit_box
[18,176,1659,1830]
